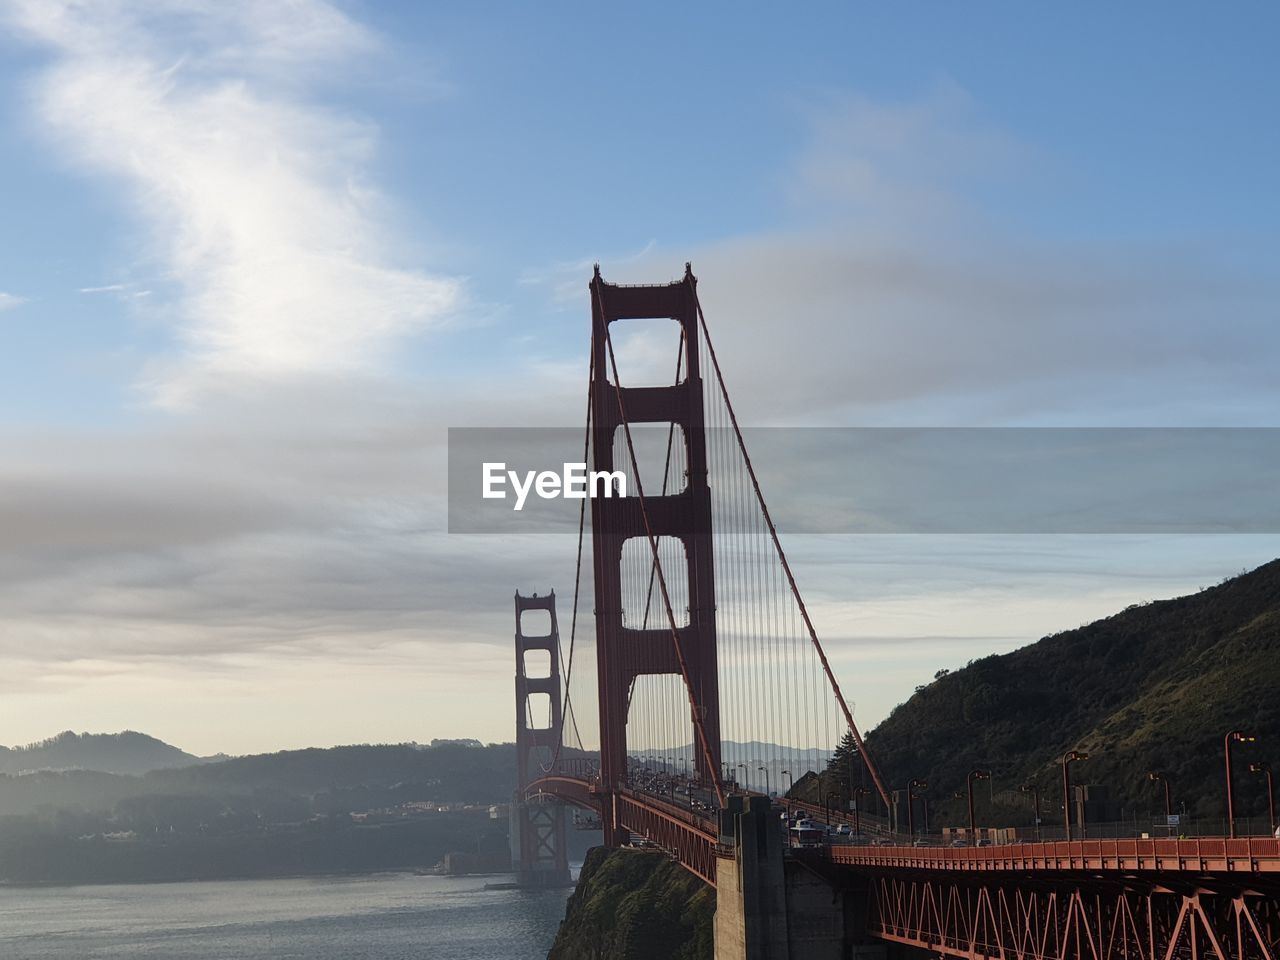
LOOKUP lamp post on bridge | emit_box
[758,765,770,800]
[907,778,928,839]
[1250,762,1275,834]
[1061,751,1089,840]
[1225,730,1256,838]
[737,763,748,794]
[1147,771,1173,823]
[852,786,870,836]
[824,791,843,830]
[967,770,991,839]
[1020,784,1042,842]
[781,769,793,815]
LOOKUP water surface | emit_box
[0,871,571,959]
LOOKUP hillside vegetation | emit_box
[861,559,1280,826]
[0,741,526,818]
[0,740,550,884]
[0,731,201,776]
[548,847,713,960]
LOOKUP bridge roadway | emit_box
[528,774,1280,959]
[529,773,1280,882]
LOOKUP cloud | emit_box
[580,91,1280,429]
[786,83,1025,225]
[0,292,25,312]
[0,41,1275,756]
[5,0,461,406]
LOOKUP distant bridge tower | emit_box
[590,265,721,846]
[511,590,570,887]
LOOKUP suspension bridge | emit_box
[509,265,1280,959]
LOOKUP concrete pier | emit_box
[714,795,898,960]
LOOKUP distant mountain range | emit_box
[13,557,1278,830]
[0,730,204,776]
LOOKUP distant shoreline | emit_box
[0,866,513,890]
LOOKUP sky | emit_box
[0,1,1277,756]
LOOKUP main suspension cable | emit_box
[545,333,595,774]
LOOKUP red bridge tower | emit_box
[511,590,570,887]
[590,266,721,846]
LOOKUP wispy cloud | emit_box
[0,292,25,312]
[519,239,659,306]
[594,90,1280,428]
[5,0,461,406]
[786,82,1024,225]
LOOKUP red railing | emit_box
[831,835,1280,874]
[525,775,721,885]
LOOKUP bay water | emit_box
[0,871,573,959]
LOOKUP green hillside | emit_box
[548,847,713,960]
[861,558,1280,829]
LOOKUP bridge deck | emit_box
[830,835,1280,875]
[530,775,1280,880]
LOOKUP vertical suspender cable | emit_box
[692,286,892,812]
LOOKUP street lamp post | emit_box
[1225,730,1256,838]
[908,779,928,839]
[1250,762,1275,834]
[737,763,749,794]
[824,791,839,828]
[852,786,870,836]
[967,770,991,839]
[1062,751,1089,840]
[781,769,793,815]
[1020,784,1041,842]
[1147,772,1172,822]
[758,765,770,800]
